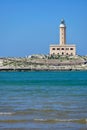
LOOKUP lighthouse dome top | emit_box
[59,19,66,27]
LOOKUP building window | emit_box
[70,48,73,50]
[57,48,60,50]
[71,53,73,55]
[62,52,64,55]
[66,48,69,50]
[61,48,64,50]
[66,53,68,55]
[52,48,55,50]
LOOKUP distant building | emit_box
[50,19,76,56]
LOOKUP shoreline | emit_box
[0,66,87,72]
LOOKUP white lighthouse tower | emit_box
[59,19,66,45]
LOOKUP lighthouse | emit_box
[50,19,76,56]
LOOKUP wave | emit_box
[0,117,87,124]
[0,112,14,115]
[34,118,87,124]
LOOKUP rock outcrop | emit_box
[0,55,87,71]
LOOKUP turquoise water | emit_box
[0,71,87,129]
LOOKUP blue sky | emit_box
[0,0,87,57]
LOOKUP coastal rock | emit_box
[0,55,87,71]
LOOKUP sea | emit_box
[0,71,87,130]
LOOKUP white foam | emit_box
[34,118,75,122]
[34,118,87,123]
[0,112,13,115]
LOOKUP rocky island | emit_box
[0,55,87,71]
